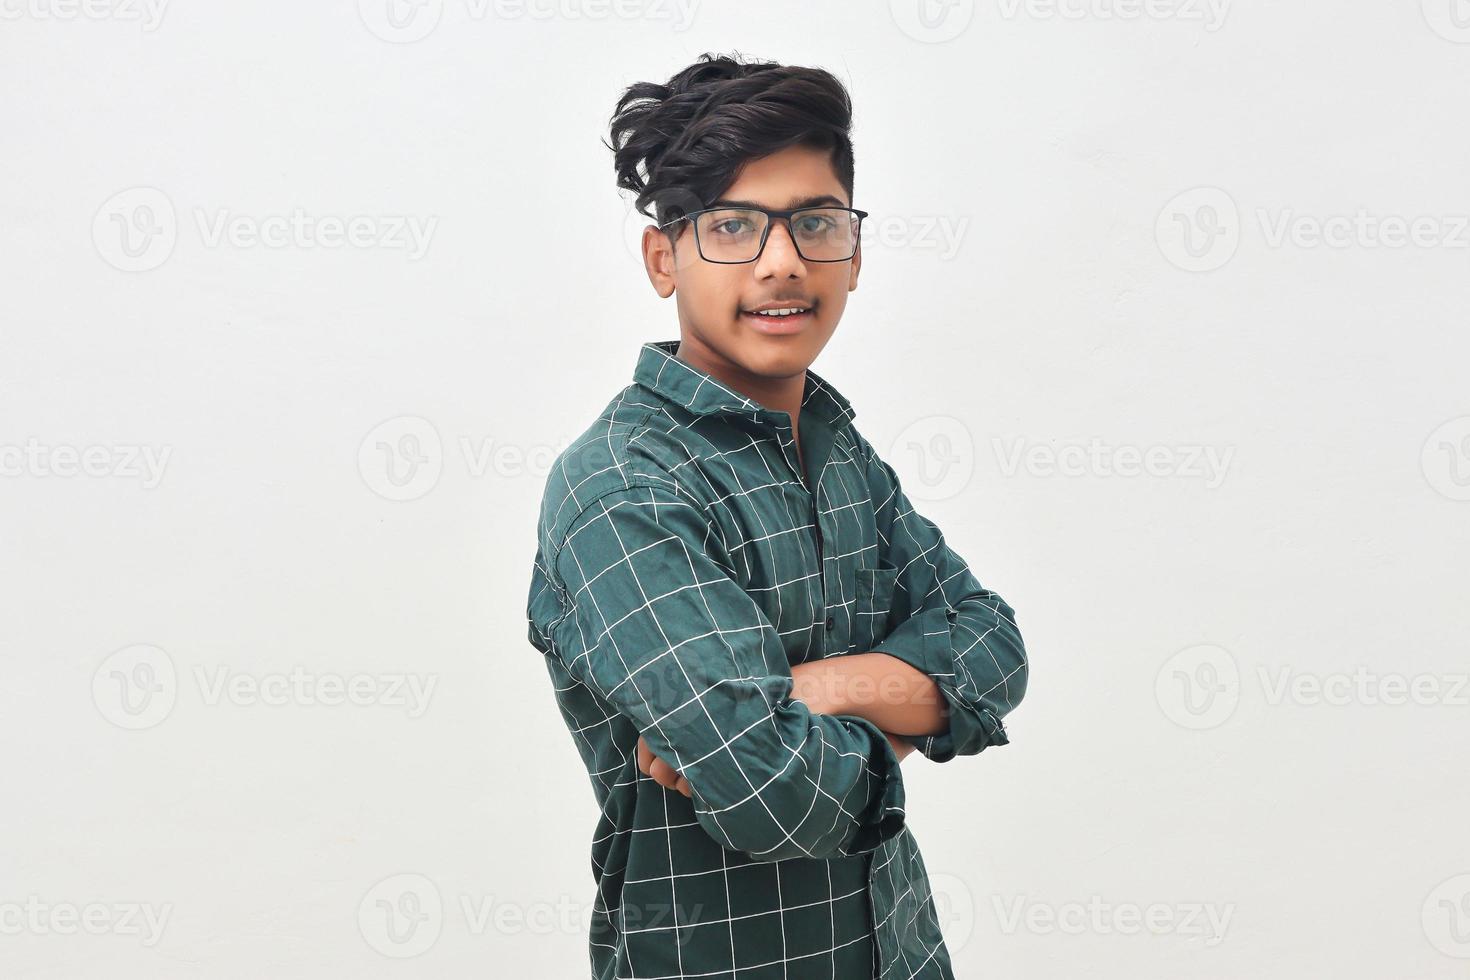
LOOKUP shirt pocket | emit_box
[851,562,900,652]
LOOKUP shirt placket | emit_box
[758,408,840,650]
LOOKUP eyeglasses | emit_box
[658,205,868,264]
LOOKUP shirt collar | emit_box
[633,339,857,432]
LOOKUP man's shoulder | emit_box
[535,383,707,556]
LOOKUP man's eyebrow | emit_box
[706,194,848,210]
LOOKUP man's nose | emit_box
[753,220,806,275]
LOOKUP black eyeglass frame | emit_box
[657,205,870,264]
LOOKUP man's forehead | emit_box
[706,192,849,210]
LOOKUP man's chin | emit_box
[728,333,818,378]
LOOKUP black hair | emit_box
[605,52,856,232]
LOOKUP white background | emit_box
[3,1,1469,977]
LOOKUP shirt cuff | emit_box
[830,713,909,856]
[869,606,1010,763]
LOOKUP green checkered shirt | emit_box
[525,339,1028,979]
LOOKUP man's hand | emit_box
[637,734,691,797]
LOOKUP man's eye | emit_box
[712,220,753,235]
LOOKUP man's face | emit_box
[642,144,862,382]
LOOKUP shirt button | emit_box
[825,615,836,631]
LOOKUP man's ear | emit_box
[643,224,677,299]
[848,236,862,292]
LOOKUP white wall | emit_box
[3,2,1468,977]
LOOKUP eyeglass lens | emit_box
[694,208,859,262]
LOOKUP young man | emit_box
[525,53,1028,980]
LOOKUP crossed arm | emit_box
[546,434,1026,857]
[641,651,943,796]
[638,431,1027,800]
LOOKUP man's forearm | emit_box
[790,652,949,737]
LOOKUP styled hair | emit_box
[605,51,856,232]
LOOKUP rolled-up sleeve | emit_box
[858,436,1029,763]
[544,481,907,862]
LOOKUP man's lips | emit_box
[739,303,815,335]
[740,308,814,334]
